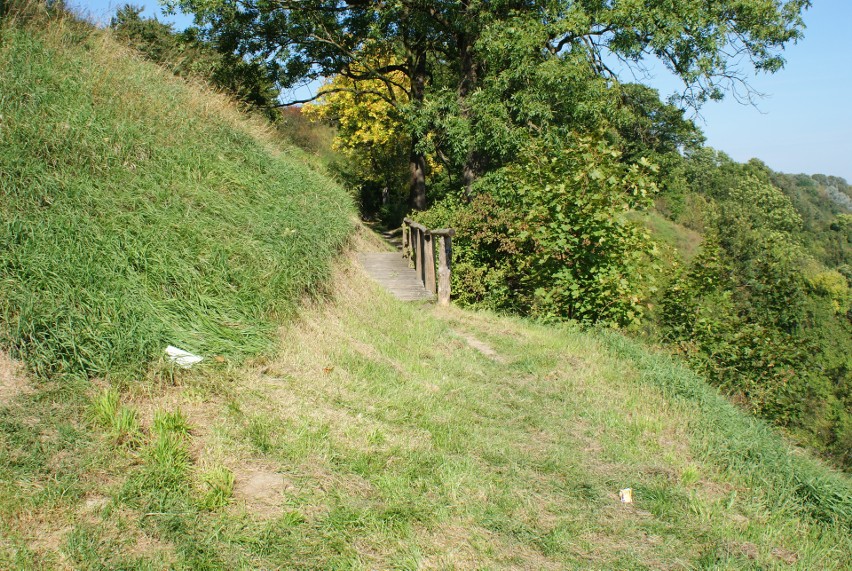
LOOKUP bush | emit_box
[419,135,658,326]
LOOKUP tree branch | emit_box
[277,85,400,107]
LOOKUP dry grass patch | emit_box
[450,329,508,364]
[231,464,290,517]
[15,516,73,559]
[415,520,562,571]
[0,351,30,405]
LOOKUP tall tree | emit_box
[167,0,810,208]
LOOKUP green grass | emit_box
[90,387,142,444]
[629,209,703,264]
[0,11,352,381]
[2,241,849,568]
[199,465,235,511]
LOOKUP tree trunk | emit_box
[457,17,483,199]
[409,147,427,210]
[408,44,428,210]
[462,150,483,198]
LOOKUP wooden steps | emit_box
[358,252,435,302]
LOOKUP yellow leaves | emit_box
[303,57,410,184]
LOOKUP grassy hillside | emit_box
[1,228,850,568]
[0,8,352,381]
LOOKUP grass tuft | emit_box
[90,388,120,427]
[89,387,141,444]
[153,409,191,439]
[199,465,235,511]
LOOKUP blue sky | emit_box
[74,0,852,182]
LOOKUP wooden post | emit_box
[424,232,436,294]
[417,228,426,285]
[410,226,417,269]
[402,222,409,259]
[437,235,452,305]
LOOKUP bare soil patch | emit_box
[232,464,291,518]
[0,350,30,404]
[772,547,799,565]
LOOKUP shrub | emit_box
[419,135,658,326]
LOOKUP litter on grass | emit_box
[619,488,633,503]
[165,345,203,368]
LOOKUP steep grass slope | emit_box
[0,10,352,381]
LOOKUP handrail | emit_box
[402,218,454,306]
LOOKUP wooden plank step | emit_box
[358,252,435,302]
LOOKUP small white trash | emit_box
[165,345,203,368]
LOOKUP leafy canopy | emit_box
[168,0,810,204]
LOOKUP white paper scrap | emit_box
[165,345,204,368]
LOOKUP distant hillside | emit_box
[822,178,852,211]
[0,5,353,381]
[770,172,852,270]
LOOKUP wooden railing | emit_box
[402,218,455,306]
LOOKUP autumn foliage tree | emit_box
[302,49,412,218]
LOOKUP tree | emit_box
[302,49,413,218]
[166,0,810,208]
[659,152,852,466]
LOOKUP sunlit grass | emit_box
[0,11,352,382]
[2,237,851,568]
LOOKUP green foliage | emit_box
[420,135,658,326]
[659,153,852,467]
[171,0,810,108]
[0,17,352,381]
[170,0,809,212]
[610,84,706,160]
[770,172,852,269]
[662,238,814,421]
